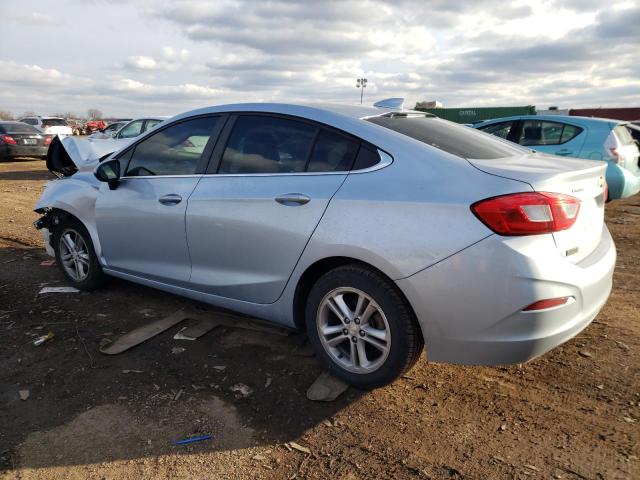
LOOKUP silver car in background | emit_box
[34,103,615,389]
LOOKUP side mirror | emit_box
[94,159,121,190]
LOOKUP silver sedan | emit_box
[34,102,616,389]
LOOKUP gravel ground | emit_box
[0,158,638,479]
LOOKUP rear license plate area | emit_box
[23,139,37,145]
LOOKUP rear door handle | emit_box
[158,194,182,205]
[275,193,311,206]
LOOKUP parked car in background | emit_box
[475,115,640,200]
[88,121,128,140]
[84,120,106,134]
[109,117,168,141]
[0,121,51,161]
[18,116,73,138]
[35,103,615,388]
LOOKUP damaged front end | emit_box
[33,208,66,257]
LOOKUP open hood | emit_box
[46,135,124,177]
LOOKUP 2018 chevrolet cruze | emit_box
[34,102,616,389]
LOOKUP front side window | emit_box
[218,115,317,174]
[368,114,526,159]
[479,121,514,140]
[124,116,219,177]
[118,120,144,139]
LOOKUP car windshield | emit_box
[42,118,67,127]
[0,123,41,134]
[367,114,527,159]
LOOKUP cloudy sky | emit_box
[1,0,638,118]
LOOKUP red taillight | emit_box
[1,134,17,145]
[523,296,572,311]
[44,135,53,145]
[471,192,580,236]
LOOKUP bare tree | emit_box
[0,110,14,120]
[87,108,103,120]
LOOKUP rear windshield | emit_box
[367,114,527,159]
[614,125,634,146]
[0,122,40,134]
[42,118,67,127]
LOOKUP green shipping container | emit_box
[415,105,536,124]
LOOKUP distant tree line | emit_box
[0,108,105,120]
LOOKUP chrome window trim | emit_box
[119,149,393,180]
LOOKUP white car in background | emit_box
[19,116,73,138]
[110,117,168,141]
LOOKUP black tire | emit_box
[53,217,106,291]
[305,264,423,389]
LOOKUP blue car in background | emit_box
[474,115,640,200]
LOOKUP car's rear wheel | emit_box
[53,218,106,291]
[305,264,423,389]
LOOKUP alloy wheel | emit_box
[58,228,90,282]
[316,287,391,374]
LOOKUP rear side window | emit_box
[478,121,514,139]
[124,116,219,176]
[307,129,358,172]
[144,119,163,132]
[219,115,316,174]
[518,120,581,146]
[614,125,634,146]
[368,114,525,159]
[42,118,67,127]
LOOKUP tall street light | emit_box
[356,78,367,104]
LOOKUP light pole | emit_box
[356,78,367,104]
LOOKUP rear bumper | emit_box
[0,145,48,158]
[606,162,640,199]
[397,226,616,365]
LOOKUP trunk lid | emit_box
[6,132,47,146]
[469,152,607,263]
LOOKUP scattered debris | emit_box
[524,465,540,472]
[173,434,212,446]
[252,454,267,461]
[100,310,188,355]
[19,390,30,401]
[33,331,55,346]
[39,260,55,266]
[171,347,186,355]
[622,416,635,424]
[212,365,227,372]
[122,369,143,374]
[499,424,507,431]
[230,383,254,398]
[173,389,184,401]
[578,350,593,358]
[287,441,311,455]
[307,371,349,402]
[38,286,79,294]
[264,377,272,388]
[615,341,630,351]
[173,319,218,340]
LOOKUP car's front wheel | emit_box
[53,218,106,291]
[305,264,423,389]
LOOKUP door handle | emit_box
[158,194,182,205]
[555,149,573,156]
[275,193,311,206]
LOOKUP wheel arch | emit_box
[291,256,420,334]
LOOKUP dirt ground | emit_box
[0,158,638,480]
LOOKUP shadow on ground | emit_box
[0,246,363,471]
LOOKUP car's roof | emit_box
[475,114,623,126]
